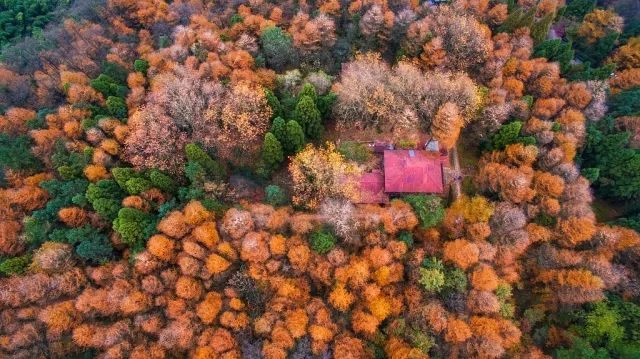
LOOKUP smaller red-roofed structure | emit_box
[383,150,447,194]
[356,170,390,204]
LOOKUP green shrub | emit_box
[609,88,640,117]
[133,59,150,74]
[0,255,32,276]
[86,179,125,220]
[403,195,445,228]
[534,39,574,73]
[582,301,625,347]
[229,13,243,25]
[397,231,414,248]
[418,267,445,293]
[397,139,417,149]
[90,74,128,98]
[580,118,640,200]
[566,63,616,81]
[0,0,67,46]
[555,338,610,359]
[582,167,600,183]
[265,185,288,206]
[76,236,114,264]
[149,169,177,193]
[23,217,50,245]
[112,208,153,247]
[49,225,99,244]
[111,167,139,189]
[185,143,226,180]
[125,177,152,195]
[86,179,124,201]
[408,331,435,355]
[421,257,444,270]
[309,230,336,254]
[81,117,99,130]
[500,302,515,318]
[106,96,127,118]
[37,179,89,222]
[530,12,554,45]
[317,92,337,120]
[184,161,206,185]
[562,0,596,19]
[496,283,513,301]
[444,268,468,292]
[488,121,536,150]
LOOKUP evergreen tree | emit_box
[294,95,323,140]
[566,63,616,81]
[580,118,640,200]
[487,121,536,150]
[149,169,177,193]
[317,92,337,120]
[90,74,128,98]
[563,0,596,20]
[534,39,575,73]
[265,185,288,206]
[106,96,127,119]
[111,167,140,189]
[185,143,226,181]
[498,7,536,34]
[403,195,445,228]
[260,26,296,71]
[264,89,283,119]
[298,83,317,103]
[270,117,287,144]
[86,179,126,220]
[261,133,284,170]
[76,236,114,264]
[283,120,305,154]
[574,32,619,66]
[609,88,640,117]
[531,12,555,45]
[0,134,42,171]
[134,59,150,74]
[112,207,154,247]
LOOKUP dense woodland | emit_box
[1,0,640,358]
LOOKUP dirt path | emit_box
[450,145,462,199]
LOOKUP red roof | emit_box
[357,171,389,204]
[383,150,446,193]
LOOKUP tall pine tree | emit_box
[284,120,305,154]
[262,132,284,170]
[294,95,323,140]
[270,117,287,144]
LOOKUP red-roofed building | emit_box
[356,170,389,204]
[383,150,447,194]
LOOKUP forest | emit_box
[0,0,640,358]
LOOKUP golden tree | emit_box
[431,102,464,149]
[288,143,361,209]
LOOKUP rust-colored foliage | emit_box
[443,239,480,269]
